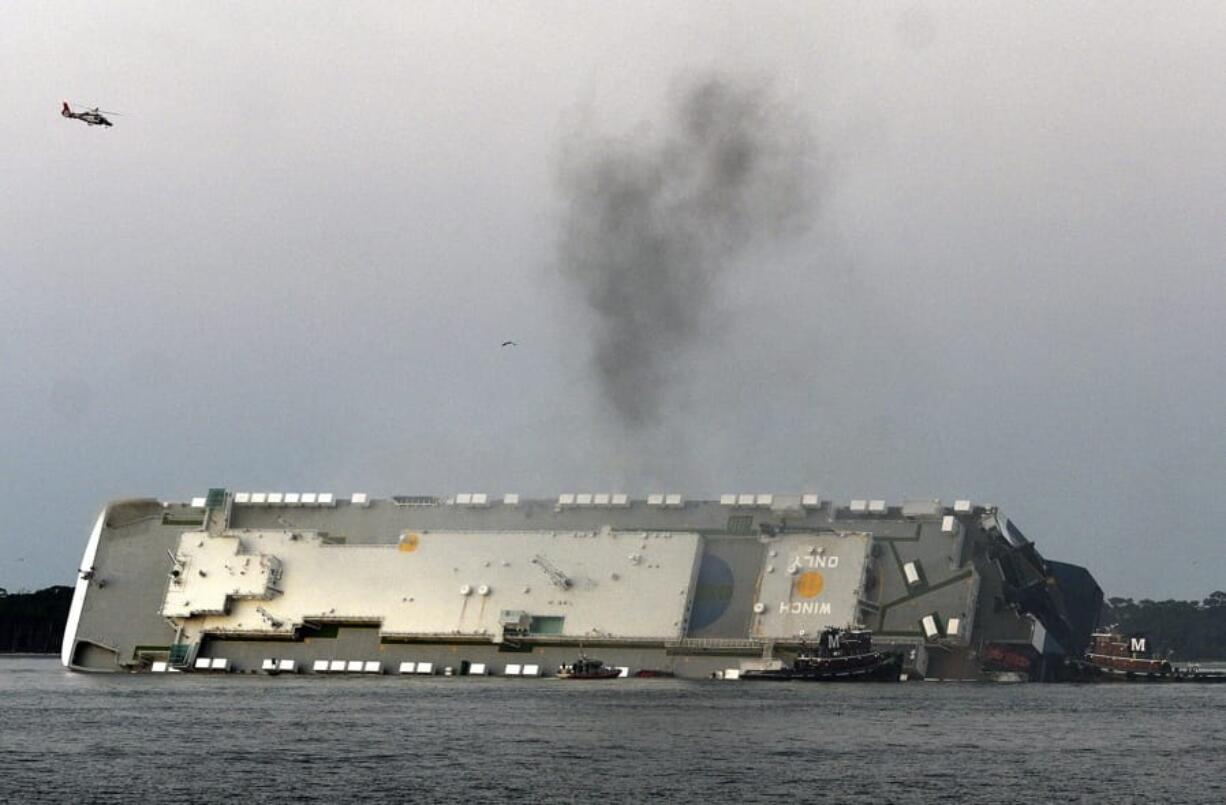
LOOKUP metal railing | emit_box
[665,638,765,650]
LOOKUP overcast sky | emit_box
[2,2,1224,599]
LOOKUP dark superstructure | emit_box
[740,627,903,681]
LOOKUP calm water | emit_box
[2,656,1224,803]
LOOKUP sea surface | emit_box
[2,656,1224,803]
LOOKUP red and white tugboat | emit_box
[1069,630,1226,682]
[1078,630,1172,680]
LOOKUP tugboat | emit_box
[1078,630,1172,679]
[1067,630,1226,683]
[556,654,622,680]
[741,627,903,682]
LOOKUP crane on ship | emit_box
[531,554,572,590]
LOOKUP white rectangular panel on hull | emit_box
[163,529,702,644]
[750,532,872,639]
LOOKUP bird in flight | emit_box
[501,341,517,347]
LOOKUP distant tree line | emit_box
[1106,592,1226,661]
[0,586,72,653]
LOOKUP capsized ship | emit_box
[62,489,1102,680]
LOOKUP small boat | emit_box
[741,627,902,682]
[1067,630,1226,683]
[1079,630,1172,679]
[556,655,622,680]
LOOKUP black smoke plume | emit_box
[556,75,815,426]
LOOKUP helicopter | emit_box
[61,101,116,127]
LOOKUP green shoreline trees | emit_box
[0,586,72,654]
[1106,593,1226,661]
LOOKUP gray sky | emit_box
[2,2,1224,599]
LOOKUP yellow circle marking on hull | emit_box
[795,570,824,598]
